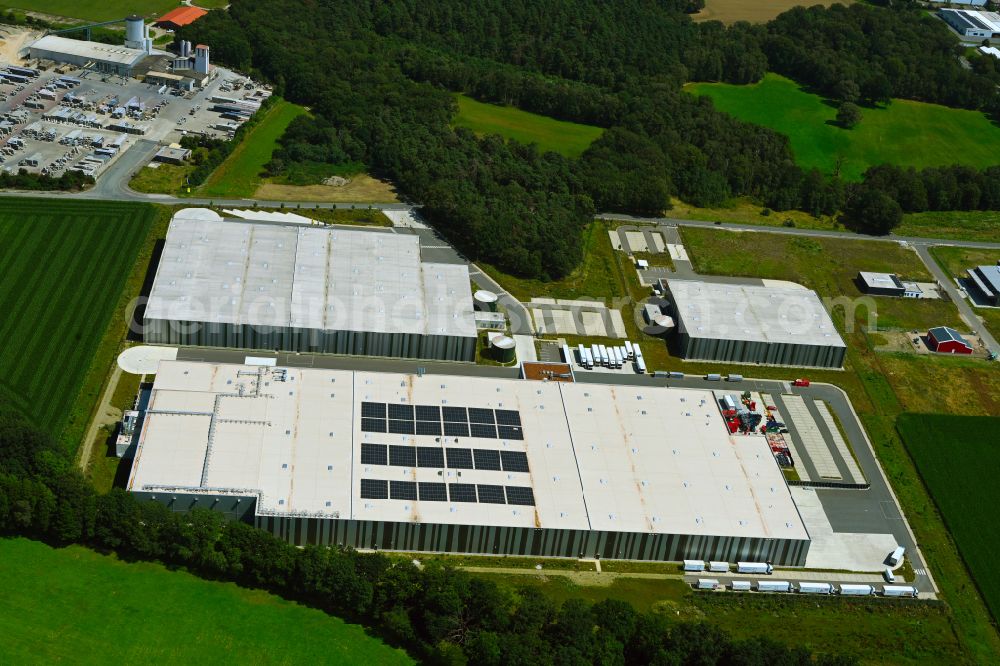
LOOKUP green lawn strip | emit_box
[899,210,1000,243]
[897,415,1000,623]
[0,538,412,664]
[7,0,176,22]
[687,73,1000,181]
[451,93,603,159]
[129,163,194,195]
[198,99,309,198]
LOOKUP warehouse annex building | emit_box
[127,361,811,565]
[143,209,478,361]
[665,279,846,368]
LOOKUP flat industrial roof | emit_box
[971,265,1000,296]
[668,279,846,349]
[858,271,904,290]
[144,209,477,339]
[128,361,808,542]
[30,35,148,66]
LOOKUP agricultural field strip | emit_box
[781,395,841,479]
[815,402,864,484]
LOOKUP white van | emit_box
[883,567,896,583]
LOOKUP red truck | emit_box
[792,378,810,387]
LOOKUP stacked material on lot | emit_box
[665,279,846,368]
[127,361,811,564]
[143,209,478,361]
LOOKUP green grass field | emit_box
[451,94,603,158]
[0,199,153,434]
[6,1,179,22]
[198,99,308,198]
[898,414,1000,623]
[0,538,411,664]
[688,74,1000,180]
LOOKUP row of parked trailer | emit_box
[684,560,774,575]
[568,341,645,373]
[695,579,918,597]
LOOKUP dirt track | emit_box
[693,0,852,24]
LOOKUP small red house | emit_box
[927,326,973,354]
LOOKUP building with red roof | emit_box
[155,6,208,31]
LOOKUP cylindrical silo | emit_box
[490,335,516,363]
[125,15,145,45]
[474,289,499,312]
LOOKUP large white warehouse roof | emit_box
[144,210,476,339]
[128,361,808,542]
[30,35,148,66]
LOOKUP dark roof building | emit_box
[967,264,1000,306]
[927,326,974,354]
[857,272,905,297]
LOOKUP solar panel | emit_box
[361,417,387,433]
[468,407,495,424]
[448,483,477,503]
[497,425,524,441]
[505,485,535,506]
[477,484,505,504]
[443,421,469,437]
[442,406,468,422]
[446,447,474,469]
[388,445,416,467]
[494,409,522,426]
[415,405,441,421]
[418,482,447,502]
[388,419,415,435]
[390,480,417,501]
[360,478,388,499]
[500,450,530,473]
[387,403,414,420]
[474,448,502,471]
[416,446,445,468]
[360,443,388,466]
[415,420,442,436]
[470,423,498,439]
[361,402,386,419]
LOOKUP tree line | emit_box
[0,406,857,665]
[175,0,1000,278]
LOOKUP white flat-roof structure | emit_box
[127,361,810,564]
[968,264,1000,305]
[667,279,846,368]
[29,35,148,76]
[143,209,477,361]
[940,9,1000,38]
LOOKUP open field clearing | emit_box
[6,1,177,22]
[129,163,194,195]
[687,74,1000,180]
[0,198,153,437]
[898,414,1000,622]
[254,173,400,203]
[899,210,1000,243]
[0,538,412,664]
[693,0,850,24]
[198,99,308,198]
[451,94,603,158]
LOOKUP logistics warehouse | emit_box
[143,209,478,361]
[126,362,811,564]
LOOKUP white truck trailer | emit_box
[797,582,833,595]
[696,579,720,590]
[882,585,918,598]
[683,560,706,572]
[737,562,773,575]
[708,561,729,573]
[838,584,875,596]
[756,580,791,593]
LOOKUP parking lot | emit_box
[0,53,265,183]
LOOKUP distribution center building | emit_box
[127,361,811,565]
[967,264,1000,305]
[666,279,846,368]
[29,35,148,77]
[143,209,478,361]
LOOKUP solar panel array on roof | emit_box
[500,451,530,473]
[418,482,447,501]
[505,486,536,506]
[388,445,417,467]
[474,449,502,471]
[360,443,387,466]
[416,447,444,468]
[361,418,387,433]
[446,447,474,469]
[477,484,506,504]
[367,402,523,440]
[390,480,417,501]
[360,478,388,499]
[449,483,477,502]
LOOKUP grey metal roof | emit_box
[928,326,970,346]
[971,265,1000,297]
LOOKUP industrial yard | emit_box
[0,20,268,185]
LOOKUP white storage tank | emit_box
[490,335,516,364]
[474,289,499,312]
[683,559,706,572]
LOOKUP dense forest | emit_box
[178,1,1000,279]
[0,406,856,664]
